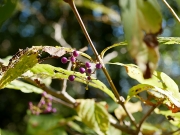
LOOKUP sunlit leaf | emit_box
[29,64,116,101]
[158,37,180,45]
[6,79,42,93]
[127,84,180,113]
[101,42,127,58]
[119,0,162,78]
[155,108,180,128]
[0,47,39,89]
[108,63,179,92]
[75,99,110,135]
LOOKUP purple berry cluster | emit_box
[60,50,102,82]
[29,92,57,115]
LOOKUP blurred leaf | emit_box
[114,101,142,120]
[141,122,163,135]
[76,0,120,23]
[75,99,110,135]
[0,0,17,26]
[1,129,19,135]
[5,79,42,93]
[155,108,180,128]
[119,0,162,78]
[30,64,116,101]
[26,115,67,135]
[0,47,39,89]
[158,37,180,45]
[106,125,122,135]
[108,63,179,92]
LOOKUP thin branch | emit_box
[61,62,72,93]
[121,103,138,129]
[110,117,136,135]
[162,0,180,23]
[26,78,77,105]
[64,0,121,103]
[63,0,137,128]
[52,96,74,108]
[136,104,160,134]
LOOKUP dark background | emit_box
[0,0,180,134]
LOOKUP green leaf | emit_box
[6,79,42,93]
[127,84,180,113]
[0,47,39,89]
[26,115,67,135]
[119,0,162,78]
[101,42,127,58]
[29,64,116,101]
[155,108,180,128]
[0,0,17,26]
[108,63,179,92]
[158,37,180,45]
[75,99,110,135]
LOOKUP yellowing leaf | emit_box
[119,0,162,78]
[114,101,142,120]
[155,108,180,127]
[76,99,110,135]
[127,84,180,113]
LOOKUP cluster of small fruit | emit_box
[61,50,102,81]
[29,92,57,115]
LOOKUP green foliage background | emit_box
[0,0,180,134]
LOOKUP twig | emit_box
[63,0,137,128]
[52,96,74,108]
[162,0,180,23]
[64,0,121,103]
[136,104,159,134]
[110,117,136,135]
[61,62,72,93]
[26,78,77,105]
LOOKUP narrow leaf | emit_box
[30,64,116,101]
[158,37,180,45]
[6,79,42,93]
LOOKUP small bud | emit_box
[85,62,91,68]
[61,57,68,64]
[73,50,79,57]
[68,75,75,81]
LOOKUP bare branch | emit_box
[162,0,180,23]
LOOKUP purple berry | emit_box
[87,76,91,80]
[42,92,47,97]
[87,68,92,74]
[96,63,102,69]
[85,62,91,68]
[52,108,57,113]
[29,102,33,108]
[61,57,68,64]
[47,102,52,107]
[69,56,76,63]
[73,50,79,57]
[79,67,86,74]
[46,106,52,112]
[40,100,45,105]
[68,75,75,81]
